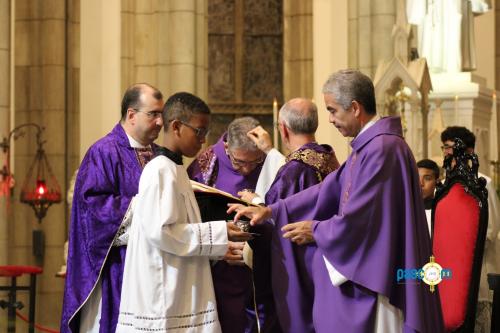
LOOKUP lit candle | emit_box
[273,98,278,149]
[454,95,459,124]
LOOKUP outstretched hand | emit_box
[227,203,272,226]
[282,221,315,245]
[237,190,259,203]
[226,222,252,242]
[247,126,273,154]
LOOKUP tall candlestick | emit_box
[273,98,279,149]
[454,95,459,124]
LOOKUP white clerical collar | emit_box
[126,133,149,149]
[357,115,380,137]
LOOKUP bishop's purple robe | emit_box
[269,117,444,332]
[188,133,274,333]
[264,142,339,333]
[61,124,157,333]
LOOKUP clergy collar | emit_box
[357,114,380,137]
[156,146,183,165]
[350,116,404,151]
[126,133,150,149]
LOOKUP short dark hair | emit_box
[440,126,475,149]
[322,69,376,115]
[417,159,440,180]
[163,92,211,130]
[121,83,163,120]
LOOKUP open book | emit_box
[190,180,256,222]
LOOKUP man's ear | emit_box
[170,119,182,133]
[351,100,362,118]
[127,108,136,123]
[280,123,290,140]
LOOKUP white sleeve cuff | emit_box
[251,196,264,205]
[323,255,348,286]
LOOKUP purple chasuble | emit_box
[264,142,338,333]
[61,124,157,333]
[188,133,262,196]
[269,117,444,333]
[188,134,271,333]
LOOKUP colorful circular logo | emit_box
[421,256,443,292]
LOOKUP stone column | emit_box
[497,1,500,92]
[67,0,80,185]
[9,0,71,329]
[283,0,313,101]
[167,0,207,97]
[370,0,396,74]
[313,0,350,163]
[494,0,500,178]
[349,0,395,77]
[0,0,11,268]
[81,0,121,156]
[123,0,207,99]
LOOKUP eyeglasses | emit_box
[440,144,454,151]
[179,121,210,139]
[226,149,265,168]
[133,108,163,119]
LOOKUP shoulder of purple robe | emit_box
[269,161,345,224]
[187,146,218,186]
[62,128,142,332]
[285,144,340,181]
[312,133,443,333]
[265,160,325,205]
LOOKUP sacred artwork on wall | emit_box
[207,0,283,144]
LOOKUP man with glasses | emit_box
[440,126,500,327]
[116,92,251,333]
[187,117,277,333]
[188,116,266,194]
[61,83,164,333]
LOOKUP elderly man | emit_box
[61,83,164,333]
[188,117,278,333]
[243,98,339,333]
[229,70,444,332]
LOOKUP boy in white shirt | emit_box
[116,92,251,333]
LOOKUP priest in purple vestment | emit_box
[264,98,339,333]
[229,70,445,332]
[61,83,164,333]
[187,117,279,333]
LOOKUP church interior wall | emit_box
[0,0,80,330]
[283,0,313,101]
[313,0,350,163]
[475,1,495,88]
[0,0,11,274]
[80,0,120,157]
[0,0,498,330]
